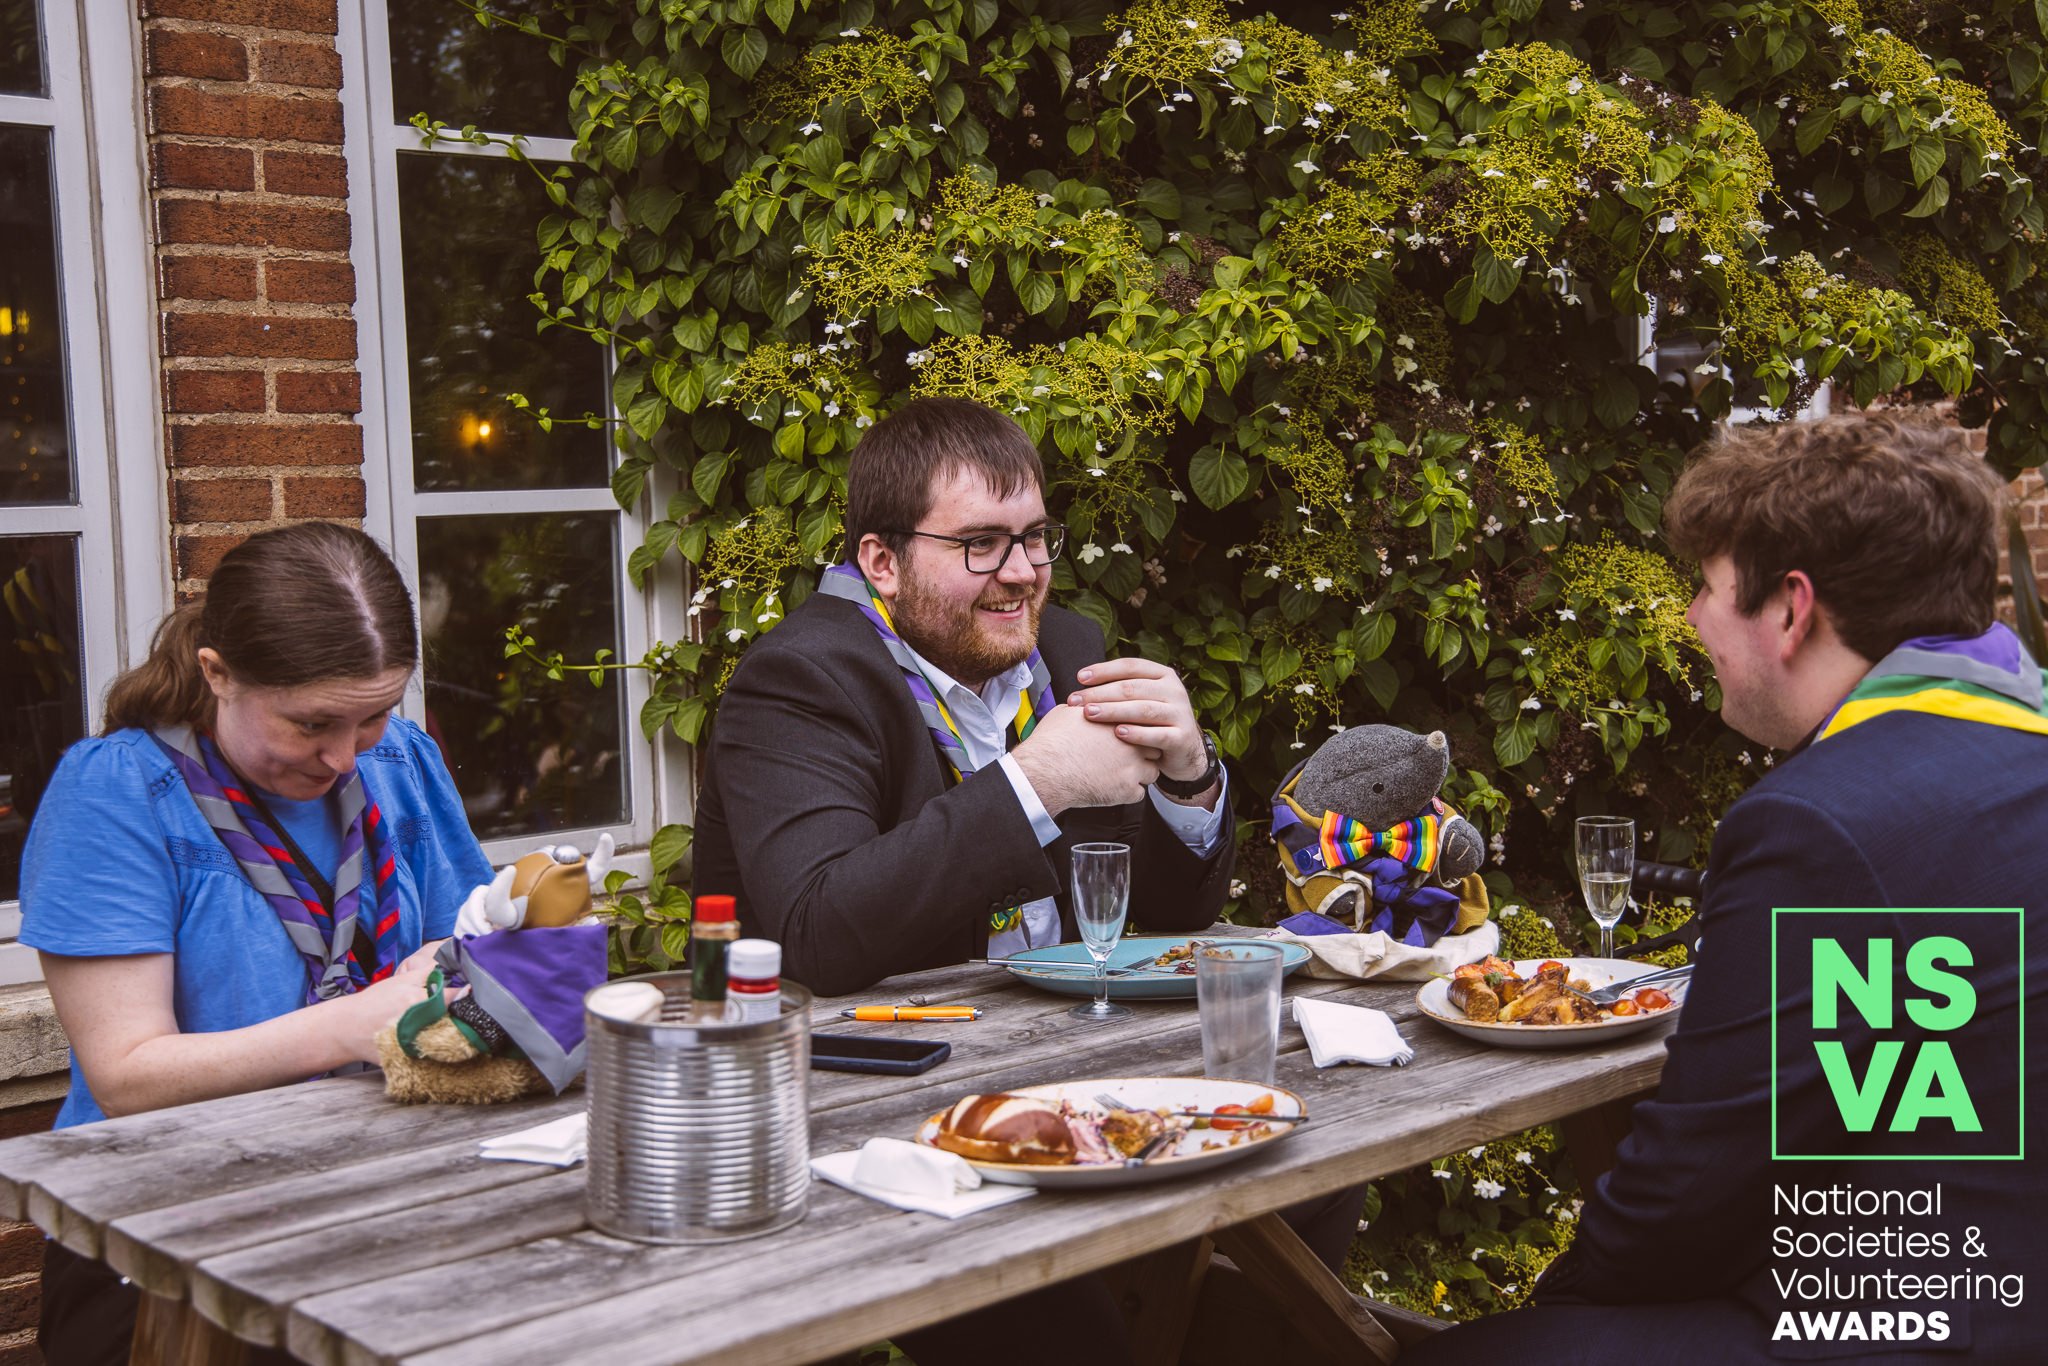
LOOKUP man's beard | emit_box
[892,567,1044,687]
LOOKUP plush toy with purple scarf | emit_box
[1271,726,1491,945]
[377,837,613,1104]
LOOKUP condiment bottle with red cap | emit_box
[688,894,740,1020]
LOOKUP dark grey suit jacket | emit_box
[692,593,1234,996]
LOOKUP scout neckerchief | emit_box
[151,723,403,1002]
[818,562,1056,933]
[1815,623,2048,745]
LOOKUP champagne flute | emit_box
[1069,842,1134,1021]
[1576,816,1635,961]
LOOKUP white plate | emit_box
[915,1077,1305,1188]
[1415,957,1686,1050]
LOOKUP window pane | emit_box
[418,512,627,841]
[1,535,84,902]
[398,151,607,493]
[0,0,43,97]
[0,125,73,506]
[387,0,572,138]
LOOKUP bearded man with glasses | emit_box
[694,396,1232,998]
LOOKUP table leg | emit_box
[131,1291,254,1366]
[1108,1235,1213,1366]
[1209,1212,1401,1364]
[1559,1094,1638,1187]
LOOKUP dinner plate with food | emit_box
[916,1077,1306,1187]
[1415,956,1687,1050]
[1000,936,1314,1000]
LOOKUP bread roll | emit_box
[931,1094,1077,1165]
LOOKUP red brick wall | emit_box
[144,0,365,592]
[0,1101,63,1364]
[2018,471,2048,588]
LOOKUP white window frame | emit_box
[0,0,169,984]
[338,1,693,876]
[1636,298,1832,425]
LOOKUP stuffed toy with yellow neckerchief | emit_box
[375,836,613,1105]
[1271,726,1490,944]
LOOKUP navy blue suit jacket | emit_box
[1538,710,2048,1358]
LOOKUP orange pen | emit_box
[839,1006,982,1022]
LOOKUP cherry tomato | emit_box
[1211,1103,1252,1130]
[1634,988,1673,1011]
[1610,999,1639,1016]
[1538,961,1565,975]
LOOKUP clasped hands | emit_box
[1012,657,1216,815]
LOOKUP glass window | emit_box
[0,535,82,902]
[397,151,606,493]
[387,0,572,136]
[0,124,73,506]
[0,0,44,97]
[417,512,627,840]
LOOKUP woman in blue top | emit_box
[20,521,492,1364]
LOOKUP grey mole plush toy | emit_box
[1296,726,1487,883]
[1271,725,1488,939]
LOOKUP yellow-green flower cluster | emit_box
[1043,335,1176,435]
[1347,0,1438,61]
[805,227,934,318]
[716,342,864,415]
[1277,184,1402,283]
[935,171,1041,249]
[766,32,927,125]
[1238,17,1405,134]
[1270,625,1344,728]
[1478,420,1559,505]
[704,509,803,608]
[1494,901,1570,959]
[1631,897,1695,969]
[1269,429,1353,511]
[908,334,1029,402]
[1897,233,2002,332]
[1101,0,1238,93]
[1060,448,1158,547]
[1055,210,1154,299]
[1255,531,1367,624]
[1287,354,1380,431]
[1554,535,1702,666]
[1848,32,2013,159]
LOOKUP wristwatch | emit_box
[1155,730,1221,800]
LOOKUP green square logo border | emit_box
[1769,907,2025,1162]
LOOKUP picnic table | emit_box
[0,942,1669,1366]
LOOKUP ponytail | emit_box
[101,601,213,734]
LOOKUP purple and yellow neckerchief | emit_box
[1270,768,1447,879]
[817,562,1055,933]
[151,724,403,1003]
[1814,623,2048,745]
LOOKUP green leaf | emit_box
[1356,657,1398,711]
[1472,247,1520,305]
[1445,274,1482,324]
[1134,178,1181,219]
[1357,610,1396,661]
[1017,270,1057,315]
[721,26,769,79]
[1794,107,1839,157]
[1211,256,1251,290]
[1903,175,1949,218]
[1493,717,1537,767]
[691,449,733,505]
[764,0,795,31]
[1908,136,1946,187]
[650,823,694,877]
[1592,369,1640,429]
[1189,444,1251,508]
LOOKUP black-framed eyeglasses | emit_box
[888,524,1066,574]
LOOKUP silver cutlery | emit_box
[1093,1092,1310,1126]
[1580,961,1693,1007]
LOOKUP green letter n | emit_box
[1813,937,1891,1030]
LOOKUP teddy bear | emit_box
[376,835,615,1105]
[1269,725,1490,944]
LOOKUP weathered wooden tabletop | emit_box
[0,950,1670,1366]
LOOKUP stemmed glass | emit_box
[1069,842,1134,1021]
[1576,816,1636,961]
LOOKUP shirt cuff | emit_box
[997,753,1063,847]
[1148,766,1229,858]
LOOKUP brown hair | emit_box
[1662,412,2009,661]
[102,523,419,733]
[841,397,1046,558]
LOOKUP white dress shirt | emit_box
[898,644,1229,960]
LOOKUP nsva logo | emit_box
[1771,909,2024,1161]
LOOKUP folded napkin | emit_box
[1271,918,1499,982]
[479,1112,588,1166]
[1293,996,1415,1068]
[810,1138,1036,1219]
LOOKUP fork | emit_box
[1580,962,1693,1007]
[1093,1092,1310,1125]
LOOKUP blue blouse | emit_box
[20,717,493,1127]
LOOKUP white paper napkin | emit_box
[1293,996,1416,1068]
[810,1138,1036,1218]
[479,1112,588,1166]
